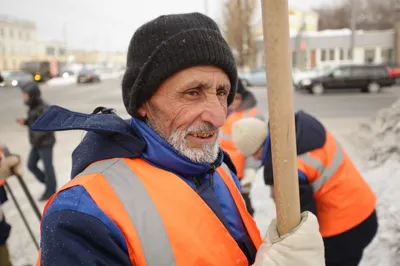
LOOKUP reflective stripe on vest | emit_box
[77,159,175,265]
[299,142,344,193]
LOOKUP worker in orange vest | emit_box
[32,13,325,266]
[220,79,264,216]
[232,111,378,266]
[0,146,22,266]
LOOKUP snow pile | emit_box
[359,159,400,266]
[349,99,400,167]
[348,99,400,265]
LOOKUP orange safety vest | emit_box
[220,108,261,179]
[297,130,376,238]
[37,158,262,265]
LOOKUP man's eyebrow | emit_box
[180,80,230,90]
[217,84,230,90]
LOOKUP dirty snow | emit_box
[3,102,400,265]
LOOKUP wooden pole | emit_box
[260,0,301,235]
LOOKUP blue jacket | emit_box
[261,110,327,216]
[32,106,257,265]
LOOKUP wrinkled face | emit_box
[138,65,231,163]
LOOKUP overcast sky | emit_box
[0,0,331,51]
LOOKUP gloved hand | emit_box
[241,168,256,193]
[252,211,325,266]
[0,155,21,180]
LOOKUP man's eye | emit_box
[186,90,200,96]
[217,90,228,96]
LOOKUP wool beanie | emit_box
[121,12,238,117]
[20,81,41,98]
[232,117,269,157]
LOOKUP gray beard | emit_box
[146,119,220,164]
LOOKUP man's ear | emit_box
[137,104,147,117]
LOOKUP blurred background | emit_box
[1,0,400,265]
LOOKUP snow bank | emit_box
[348,98,400,265]
[349,99,400,167]
[359,159,400,266]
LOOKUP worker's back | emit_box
[263,110,376,237]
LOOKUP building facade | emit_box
[254,7,319,38]
[0,15,126,71]
[0,15,37,70]
[69,50,126,66]
[255,29,396,70]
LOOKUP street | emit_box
[1,78,400,264]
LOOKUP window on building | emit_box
[0,28,4,37]
[321,49,326,61]
[329,49,335,60]
[9,28,13,38]
[26,32,30,41]
[364,49,375,63]
[348,49,352,60]
[340,49,345,60]
[59,48,66,55]
[46,47,56,56]
[381,48,394,63]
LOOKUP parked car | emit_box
[379,63,400,84]
[296,64,394,95]
[292,60,354,86]
[239,65,267,87]
[77,69,101,84]
[0,71,34,88]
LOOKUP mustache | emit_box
[182,122,219,136]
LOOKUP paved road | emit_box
[2,79,400,128]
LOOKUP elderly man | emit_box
[33,13,324,266]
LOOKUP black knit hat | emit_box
[121,12,238,117]
[20,81,41,98]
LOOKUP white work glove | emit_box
[252,211,325,266]
[241,168,256,193]
[0,155,21,180]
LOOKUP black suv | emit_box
[296,64,395,95]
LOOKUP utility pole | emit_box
[349,0,356,61]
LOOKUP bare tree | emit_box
[222,0,257,69]
[314,0,400,31]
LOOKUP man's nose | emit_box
[200,99,227,129]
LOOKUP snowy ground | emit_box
[2,115,399,265]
